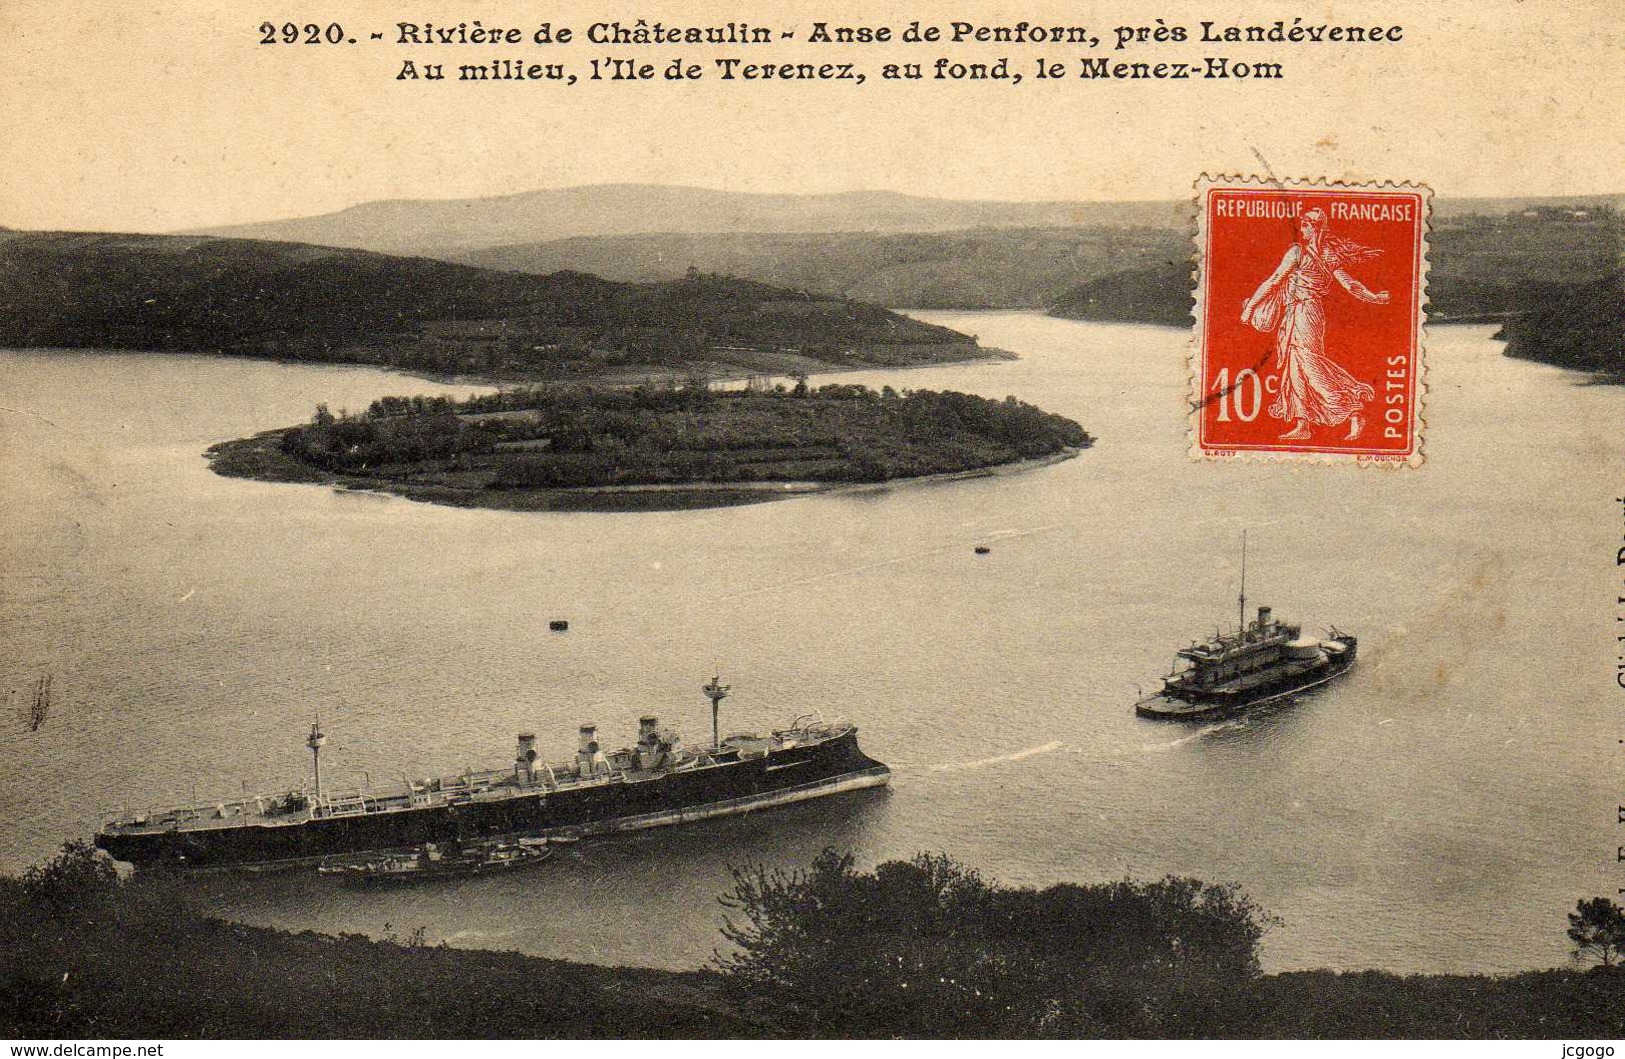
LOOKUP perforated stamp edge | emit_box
[1187,173,1432,468]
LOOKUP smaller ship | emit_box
[1135,536,1357,721]
[318,839,553,886]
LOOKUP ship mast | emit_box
[1237,530,1248,636]
[703,674,730,751]
[306,719,326,815]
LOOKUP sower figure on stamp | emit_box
[1241,207,1389,441]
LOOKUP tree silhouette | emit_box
[716,848,1272,1036]
[1568,897,1625,968]
[21,841,118,915]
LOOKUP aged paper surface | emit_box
[1,0,1622,1041]
[3,0,1620,229]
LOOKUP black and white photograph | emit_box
[1,0,1622,1043]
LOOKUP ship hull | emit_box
[97,729,889,870]
[1135,637,1357,721]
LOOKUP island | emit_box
[208,382,1092,511]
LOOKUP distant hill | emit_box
[0,230,982,378]
[10,193,1621,377]
[458,227,1190,311]
[182,185,1625,263]
[1427,206,1624,320]
[173,185,1625,322]
[188,184,1190,259]
[1051,204,1624,330]
[442,194,1621,314]
[1048,261,1192,326]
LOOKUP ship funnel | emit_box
[637,715,668,770]
[576,724,604,778]
[1258,605,1272,628]
[515,732,538,783]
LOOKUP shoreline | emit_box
[0,338,1018,393]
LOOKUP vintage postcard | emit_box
[0,0,1622,1046]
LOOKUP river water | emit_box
[1,315,1619,975]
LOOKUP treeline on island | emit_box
[5,841,1625,1039]
[244,382,1091,497]
[0,230,980,378]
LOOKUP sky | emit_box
[1,0,1621,232]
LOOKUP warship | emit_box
[96,677,890,870]
[1135,538,1357,720]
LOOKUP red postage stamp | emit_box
[1192,176,1430,465]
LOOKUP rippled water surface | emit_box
[1,317,1619,974]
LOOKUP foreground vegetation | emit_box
[1,842,750,1038]
[4,842,1625,1039]
[209,382,1091,510]
[716,849,1271,1036]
